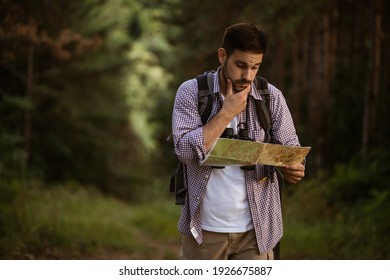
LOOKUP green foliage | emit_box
[283,150,390,259]
[0,180,180,259]
[1,0,390,260]
[0,0,175,198]
[1,148,388,260]
[2,0,389,197]
[131,199,180,240]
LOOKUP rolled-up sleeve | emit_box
[172,79,207,164]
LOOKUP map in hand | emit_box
[201,138,311,167]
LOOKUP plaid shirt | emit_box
[172,69,301,254]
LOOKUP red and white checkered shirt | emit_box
[172,69,301,254]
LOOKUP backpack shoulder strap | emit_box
[254,76,272,143]
[196,72,214,125]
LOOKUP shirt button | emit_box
[197,196,200,200]
[205,175,209,178]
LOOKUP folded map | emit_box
[201,138,311,167]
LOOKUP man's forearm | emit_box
[203,108,232,152]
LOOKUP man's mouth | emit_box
[234,82,250,92]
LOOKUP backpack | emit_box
[169,71,284,259]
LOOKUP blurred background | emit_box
[0,0,389,259]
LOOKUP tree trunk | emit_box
[362,0,383,156]
[24,44,34,172]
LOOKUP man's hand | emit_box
[203,79,249,152]
[222,79,250,117]
[280,163,305,184]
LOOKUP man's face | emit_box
[219,48,263,93]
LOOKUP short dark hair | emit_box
[221,23,268,57]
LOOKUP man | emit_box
[171,23,305,260]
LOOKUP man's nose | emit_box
[242,68,253,81]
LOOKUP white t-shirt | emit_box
[200,117,254,232]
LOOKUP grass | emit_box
[0,181,181,259]
[1,165,388,260]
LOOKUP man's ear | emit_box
[218,48,227,64]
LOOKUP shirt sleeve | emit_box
[268,84,301,147]
[172,78,207,165]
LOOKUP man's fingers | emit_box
[281,164,305,184]
[226,79,233,97]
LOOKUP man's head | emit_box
[221,23,268,58]
[218,23,268,93]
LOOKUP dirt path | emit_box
[84,235,181,260]
[27,233,181,260]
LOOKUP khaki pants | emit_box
[181,229,274,260]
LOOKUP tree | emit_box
[0,0,144,197]
[362,0,383,156]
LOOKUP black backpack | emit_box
[169,71,284,259]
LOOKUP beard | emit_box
[233,81,251,92]
[221,63,252,93]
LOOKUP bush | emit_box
[282,151,390,259]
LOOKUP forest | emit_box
[1,0,389,259]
